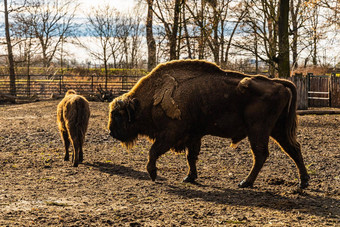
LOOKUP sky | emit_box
[77,0,137,13]
[0,0,339,67]
[0,0,140,64]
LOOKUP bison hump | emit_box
[153,75,181,120]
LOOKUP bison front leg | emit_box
[147,141,170,181]
[183,140,201,183]
[239,135,269,188]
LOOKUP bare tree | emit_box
[278,0,290,78]
[234,0,280,76]
[153,0,184,60]
[146,0,156,71]
[289,0,307,69]
[309,2,321,66]
[86,4,117,90]
[129,5,144,69]
[12,8,37,96]
[22,0,78,68]
[184,0,246,65]
[117,5,144,69]
[3,0,16,96]
[319,0,340,28]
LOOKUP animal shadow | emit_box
[84,161,165,181]
[165,184,340,219]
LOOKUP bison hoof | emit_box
[183,175,197,183]
[299,182,308,189]
[299,176,310,189]
[148,168,157,181]
[64,157,69,161]
[73,162,79,167]
[238,180,253,188]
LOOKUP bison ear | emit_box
[126,98,139,122]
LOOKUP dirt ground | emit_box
[0,100,339,226]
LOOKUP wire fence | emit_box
[0,74,142,99]
[1,73,340,108]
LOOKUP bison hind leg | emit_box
[271,134,310,189]
[79,146,83,163]
[68,131,81,167]
[61,130,70,161]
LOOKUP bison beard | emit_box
[108,60,310,189]
[57,90,90,167]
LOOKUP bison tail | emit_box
[277,79,299,148]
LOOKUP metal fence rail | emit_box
[1,74,340,108]
[0,74,142,98]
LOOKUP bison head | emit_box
[108,96,139,146]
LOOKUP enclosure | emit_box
[1,73,340,109]
[0,100,339,226]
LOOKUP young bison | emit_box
[57,90,90,167]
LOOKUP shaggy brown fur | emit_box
[57,90,90,167]
[108,59,309,189]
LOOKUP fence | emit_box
[289,76,308,110]
[330,75,340,107]
[1,73,340,109]
[0,74,142,99]
[289,74,340,109]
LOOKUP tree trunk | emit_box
[254,31,259,74]
[4,0,16,97]
[146,0,156,71]
[182,8,192,59]
[268,18,276,77]
[210,5,219,64]
[278,0,290,78]
[198,0,205,59]
[170,0,181,60]
[103,49,108,91]
[290,0,299,69]
[312,35,317,65]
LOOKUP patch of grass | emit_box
[306,163,317,175]
[224,220,246,224]
[39,177,55,181]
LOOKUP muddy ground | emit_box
[0,100,339,226]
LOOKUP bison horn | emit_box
[116,100,125,108]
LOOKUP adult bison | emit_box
[108,60,309,189]
[57,90,90,167]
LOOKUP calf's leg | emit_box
[68,129,80,167]
[61,131,70,161]
[71,140,80,167]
